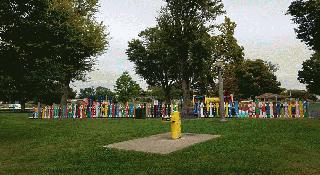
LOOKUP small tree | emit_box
[224,59,282,99]
[79,87,95,99]
[95,86,115,100]
[146,86,182,101]
[114,72,142,103]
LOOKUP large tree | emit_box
[128,1,243,117]
[287,0,320,51]
[114,72,142,103]
[0,0,55,108]
[288,0,320,95]
[298,53,320,95]
[127,27,178,103]
[224,59,282,99]
[191,17,244,96]
[0,0,108,107]
[156,0,225,117]
[40,85,77,105]
[43,0,108,105]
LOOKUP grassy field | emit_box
[0,113,320,175]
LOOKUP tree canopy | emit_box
[95,86,115,100]
[288,0,320,96]
[114,72,142,103]
[191,17,244,96]
[79,86,114,100]
[79,87,96,99]
[127,0,244,117]
[298,53,320,96]
[0,0,108,106]
[127,27,177,103]
[224,59,282,99]
[157,0,225,117]
[287,0,320,51]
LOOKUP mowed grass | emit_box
[0,113,320,175]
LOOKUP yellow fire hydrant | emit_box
[171,111,181,139]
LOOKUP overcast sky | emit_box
[72,0,313,92]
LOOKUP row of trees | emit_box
[73,0,320,106]
[80,63,318,101]
[0,0,108,110]
[127,0,240,117]
[126,0,282,117]
[80,60,287,103]
[79,72,141,103]
[2,0,318,112]
[78,71,182,103]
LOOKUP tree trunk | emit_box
[164,87,171,104]
[20,99,26,112]
[60,81,70,106]
[181,78,192,118]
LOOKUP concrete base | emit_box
[104,132,220,154]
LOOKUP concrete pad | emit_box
[104,133,221,154]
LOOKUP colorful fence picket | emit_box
[31,101,179,119]
[31,99,310,119]
[192,100,309,118]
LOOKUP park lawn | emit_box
[0,113,319,175]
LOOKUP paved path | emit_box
[104,132,221,154]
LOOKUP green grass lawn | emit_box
[1,113,320,175]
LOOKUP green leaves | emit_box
[127,27,178,102]
[212,17,244,64]
[95,86,115,100]
[288,0,320,96]
[114,72,142,103]
[288,0,320,51]
[78,86,114,100]
[79,87,96,99]
[298,52,320,95]
[224,59,282,99]
[0,0,108,103]
[128,1,244,102]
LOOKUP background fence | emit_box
[309,102,320,118]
